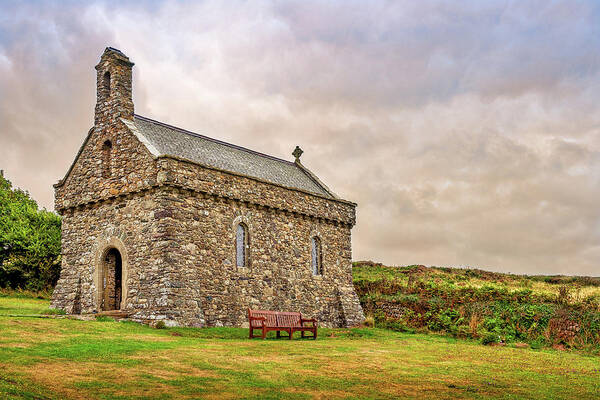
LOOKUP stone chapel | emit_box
[50,47,364,327]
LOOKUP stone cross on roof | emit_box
[292,146,304,162]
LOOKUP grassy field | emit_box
[1,294,600,399]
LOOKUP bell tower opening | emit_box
[101,248,122,311]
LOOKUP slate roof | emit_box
[123,115,335,198]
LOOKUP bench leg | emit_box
[249,327,253,339]
[276,331,281,339]
[313,329,317,340]
[288,329,293,340]
[301,331,305,338]
[262,327,266,340]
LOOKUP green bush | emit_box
[480,332,499,345]
[0,173,61,290]
[454,325,471,338]
[582,294,600,309]
[380,319,415,333]
[483,317,502,333]
[426,308,461,332]
[529,337,546,349]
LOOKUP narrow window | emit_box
[102,140,112,178]
[236,223,248,267]
[103,71,111,96]
[311,237,322,275]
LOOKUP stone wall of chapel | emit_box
[162,187,363,328]
[157,157,356,226]
[52,182,364,327]
[54,123,158,211]
[51,189,206,326]
[55,135,356,226]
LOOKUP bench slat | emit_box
[250,311,277,327]
[276,312,301,327]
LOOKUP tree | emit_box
[0,171,61,290]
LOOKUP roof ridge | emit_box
[133,114,296,166]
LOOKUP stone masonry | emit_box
[51,47,365,327]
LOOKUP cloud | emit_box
[1,0,599,275]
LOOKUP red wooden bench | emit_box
[248,309,317,340]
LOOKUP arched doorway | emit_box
[101,248,122,311]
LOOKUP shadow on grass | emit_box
[166,326,399,341]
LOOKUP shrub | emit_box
[582,294,600,310]
[426,308,462,332]
[480,332,499,345]
[380,319,415,333]
[455,325,471,339]
[530,337,546,349]
[427,296,445,311]
[483,317,502,333]
[0,173,61,291]
[155,320,166,329]
[557,285,571,305]
[469,313,482,337]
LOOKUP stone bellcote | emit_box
[94,47,134,125]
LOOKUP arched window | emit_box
[102,140,112,178]
[236,223,249,268]
[311,237,322,275]
[103,71,111,96]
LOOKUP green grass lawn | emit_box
[1,294,599,399]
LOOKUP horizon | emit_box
[1,1,599,276]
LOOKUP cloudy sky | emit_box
[1,0,599,275]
